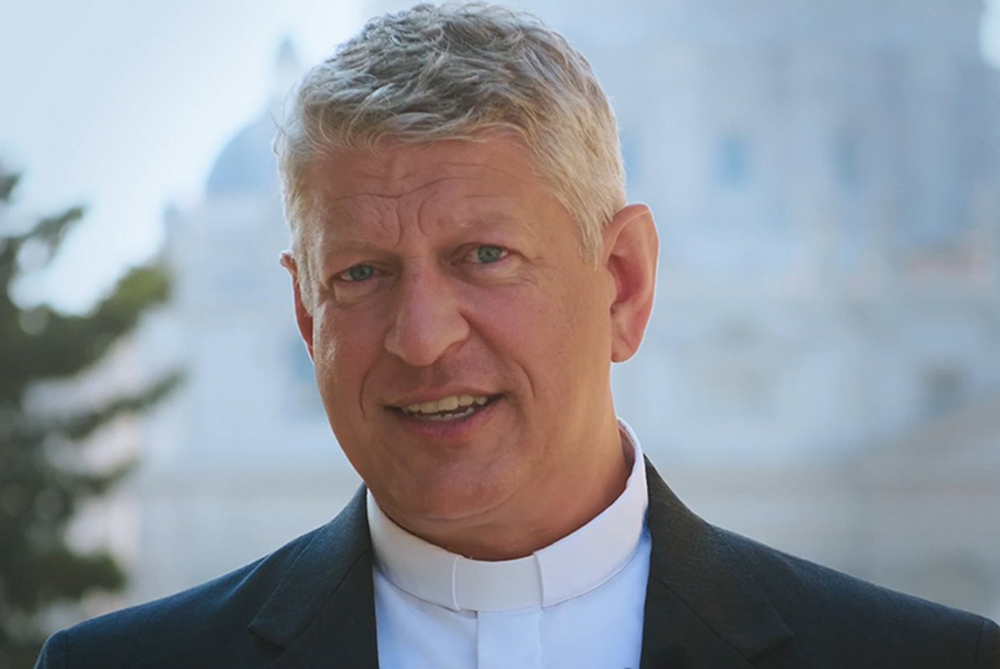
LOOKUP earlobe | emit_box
[602,204,658,363]
[280,251,316,361]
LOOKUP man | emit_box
[37,3,999,668]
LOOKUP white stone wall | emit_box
[117,0,1000,618]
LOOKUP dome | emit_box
[204,113,280,198]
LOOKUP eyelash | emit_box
[467,245,509,265]
[336,265,379,283]
[334,245,511,284]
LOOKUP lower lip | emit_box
[390,397,501,440]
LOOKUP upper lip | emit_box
[386,388,500,407]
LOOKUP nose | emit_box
[384,266,470,367]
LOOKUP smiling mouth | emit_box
[393,394,500,422]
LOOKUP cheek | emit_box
[311,312,341,376]
[468,278,606,382]
[467,284,551,349]
[312,309,380,400]
[545,275,613,378]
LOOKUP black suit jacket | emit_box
[37,461,1000,668]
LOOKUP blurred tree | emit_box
[0,166,181,667]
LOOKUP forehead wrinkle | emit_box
[317,195,404,251]
[328,181,534,236]
[393,195,530,248]
[360,149,537,194]
[309,145,555,258]
[333,170,510,204]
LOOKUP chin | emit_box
[392,474,510,526]
[412,487,497,521]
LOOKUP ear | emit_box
[601,203,658,363]
[280,251,315,361]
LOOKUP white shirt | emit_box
[367,420,651,669]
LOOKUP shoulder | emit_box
[36,523,325,669]
[643,459,999,666]
[719,527,1000,666]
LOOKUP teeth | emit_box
[424,407,476,421]
[402,394,491,415]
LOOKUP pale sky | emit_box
[1,0,365,312]
[3,0,1000,314]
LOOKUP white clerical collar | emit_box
[366,419,648,612]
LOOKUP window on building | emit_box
[834,130,861,191]
[922,365,965,418]
[716,134,752,188]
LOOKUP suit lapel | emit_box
[243,462,792,669]
[249,487,379,669]
[640,460,793,669]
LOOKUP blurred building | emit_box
[532,0,1000,619]
[122,41,360,606]
[107,1,1000,620]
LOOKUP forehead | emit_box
[303,137,561,235]
[318,137,532,191]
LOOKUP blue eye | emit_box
[475,246,508,264]
[340,265,375,282]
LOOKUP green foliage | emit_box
[0,164,181,667]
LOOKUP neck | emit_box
[387,414,632,561]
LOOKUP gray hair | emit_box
[276,2,626,307]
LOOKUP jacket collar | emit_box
[246,462,793,669]
[249,487,379,669]
[640,458,793,668]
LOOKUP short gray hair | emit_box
[276,2,626,307]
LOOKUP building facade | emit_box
[117,2,1000,620]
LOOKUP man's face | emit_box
[291,136,620,541]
